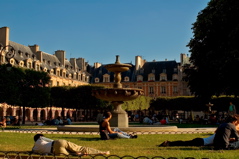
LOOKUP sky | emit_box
[1,0,210,66]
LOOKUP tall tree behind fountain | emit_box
[92,55,144,127]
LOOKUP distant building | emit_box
[0,26,191,97]
[90,54,192,97]
[0,27,90,87]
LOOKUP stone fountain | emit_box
[57,55,177,132]
[92,55,144,127]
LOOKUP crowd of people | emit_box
[40,116,72,126]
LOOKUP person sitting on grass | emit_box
[99,111,137,139]
[32,134,110,156]
[213,115,239,150]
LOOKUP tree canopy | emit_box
[185,0,239,101]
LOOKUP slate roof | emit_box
[90,63,135,83]
[138,60,179,81]
[9,41,37,65]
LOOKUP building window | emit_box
[36,64,40,71]
[95,78,99,83]
[103,76,109,82]
[148,73,155,81]
[149,87,154,94]
[62,72,66,78]
[103,74,110,82]
[27,62,32,68]
[160,73,167,81]
[137,75,143,82]
[19,61,24,67]
[161,86,166,94]
[124,76,129,81]
[152,69,155,73]
[173,86,178,93]
[173,74,178,81]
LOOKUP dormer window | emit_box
[137,75,143,82]
[103,74,110,82]
[148,73,155,81]
[19,61,24,67]
[173,74,178,81]
[95,78,99,83]
[50,69,54,74]
[160,73,167,81]
[152,69,155,73]
[18,50,23,57]
[36,64,40,71]
[27,62,32,68]
[124,76,129,82]
[140,68,144,74]
[163,69,166,73]
[25,52,30,58]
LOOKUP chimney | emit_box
[0,27,9,47]
[55,50,65,67]
[29,44,40,53]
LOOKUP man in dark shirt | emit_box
[213,115,239,150]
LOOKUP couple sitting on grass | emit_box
[159,115,239,150]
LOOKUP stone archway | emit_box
[33,109,38,121]
[6,107,13,116]
[40,109,46,121]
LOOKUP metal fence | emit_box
[0,151,211,159]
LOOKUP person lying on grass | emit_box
[159,115,239,147]
[158,134,215,147]
[32,134,110,156]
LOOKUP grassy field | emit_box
[0,132,238,159]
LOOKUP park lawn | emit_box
[0,132,239,158]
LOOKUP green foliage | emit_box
[50,85,108,110]
[186,0,239,99]
[150,96,239,112]
[0,65,51,107]
[122,96,151,111]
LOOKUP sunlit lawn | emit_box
[0,132,238,158]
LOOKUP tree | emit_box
[0,65,25,105]
[122,96,151,111]
[185,0,239,100]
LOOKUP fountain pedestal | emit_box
[111,101,128,127]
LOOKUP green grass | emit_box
[0,132,239,158]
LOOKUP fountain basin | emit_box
[92,88,144,101]
[104,63,132,72]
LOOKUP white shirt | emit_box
[32,136,54,154]
[203,134,215,145]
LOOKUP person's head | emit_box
[225,115,238,125]
[104,112,112,119]
[34,134,44,142]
